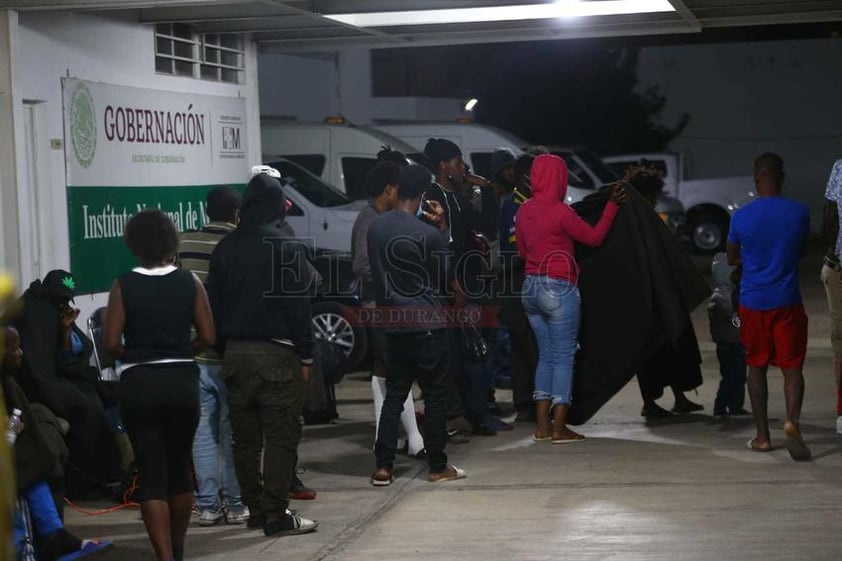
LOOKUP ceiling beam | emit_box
[701,10,842,27]
[140,3,295,23]
[259,19,699,52]
[0,0,239,10]
[310,0,551,14]
[667,0,701,29]
[260,0,409,44]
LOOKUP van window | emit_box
[286,199,304,216]
[638,159,668,177]
[553,152,595,190]
[469,152,492,179]
[341,157,377,200]
[267,160,350,208]
[283,154,326,177]
[576,150,618,184]
[607,159,668,179]
[606,161,638,178]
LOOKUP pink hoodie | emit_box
[515,154,618,284]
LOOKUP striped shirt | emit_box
[177,222,236,284]
[177,221,235,362]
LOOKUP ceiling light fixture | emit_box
[324,0,676,28]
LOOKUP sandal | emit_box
[552,431,586,444]
[745,437,773,452]
[56,540,114,561]
[783,423,812,462]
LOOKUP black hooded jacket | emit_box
[207,174,315,364]
[568,189,710,425]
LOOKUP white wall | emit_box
[637,37,842,229]
[372,97,465,122]
[5,10,261,320]
[258,52,465,125]
[259,52,339,121]
[259,49,376,124]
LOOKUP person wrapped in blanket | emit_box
[623,166,706,418]
[7,271,123,498]
[2,324,113,560]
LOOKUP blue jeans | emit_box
[193,362,242,509]
[522,275,581,407]
[714,342,747,414]
[495,327,511,382]
[15,481,63,558]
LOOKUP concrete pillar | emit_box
[0,9,23,286]
[337,48,372,124]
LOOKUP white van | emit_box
[378,122,615,203]
[261,119,423,200]
[604,152,756,253]
[262,157,366,253]
[375,121,526,178]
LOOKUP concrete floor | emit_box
[66,265,842,560]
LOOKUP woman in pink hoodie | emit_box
[515,154,625,443]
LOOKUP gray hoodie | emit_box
[707,252,740,344]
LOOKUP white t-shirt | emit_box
[825,159,842,258]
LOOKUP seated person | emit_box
[7,271,122,498]
[3,325,113,560]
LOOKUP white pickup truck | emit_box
[604,153,756,254]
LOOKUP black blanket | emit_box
[568,189,710,425]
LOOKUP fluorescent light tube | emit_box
[324,0,676,27]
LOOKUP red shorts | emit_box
[738,304,807,369]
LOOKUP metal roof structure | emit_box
[4,0,842,52]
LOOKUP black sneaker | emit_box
[672,398,704,414]
[642,403,674,418]
[247,512,267,529]
[472,424,497,436]
[263,510,319,537]
[515,409,537,423]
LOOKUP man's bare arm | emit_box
[726,242,742,267]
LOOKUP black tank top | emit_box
[120,268,196,364]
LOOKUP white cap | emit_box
[250,165,281,179]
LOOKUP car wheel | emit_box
[689,208,729,254]
[311,301,367,374]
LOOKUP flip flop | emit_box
[552,435,586,444]
[532,435,551,442]
[57,540,114,561]
[784,424,812,462]
[745,437,773,452]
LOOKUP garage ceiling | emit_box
[4,0,842,52]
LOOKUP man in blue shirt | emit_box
[727,152,811,461]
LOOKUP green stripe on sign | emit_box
[66,184,246,294]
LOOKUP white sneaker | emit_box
[225,505,250,525]
[198,506,225,526]
[836,416,842,435]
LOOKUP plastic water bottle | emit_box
[6,408,22,446]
